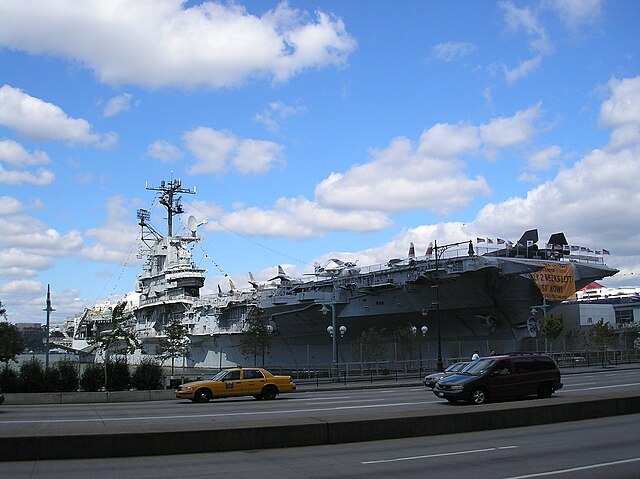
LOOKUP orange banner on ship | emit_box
[530,262,576,300]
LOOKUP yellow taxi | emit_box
[175,367,296,402]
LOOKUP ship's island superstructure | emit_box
[55,179,619,368]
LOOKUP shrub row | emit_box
[0,357,164,393]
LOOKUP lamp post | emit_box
[321,304,346,377]
[411,325,428,376]
[433,239,474,372]
[530,298,549,352]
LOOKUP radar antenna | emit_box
[145,178,195,236]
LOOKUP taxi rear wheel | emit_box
[194,388,212,403]
[262,385,278,400]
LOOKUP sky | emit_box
[1,0,639,324]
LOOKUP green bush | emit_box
[18,357,46,393]
[44,366,61,392]
[80,363,104,392]
[55,360,79,392]
[132,358,163,390]
[106,357,130,391]
[0,365,18,393]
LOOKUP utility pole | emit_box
[44,284,55,370]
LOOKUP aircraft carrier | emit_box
[57,179,619,368]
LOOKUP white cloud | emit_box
[0,139,55,185]
[499,1,553,84]
[208,196,392,240]
[183,127,284,176]
[0,139,50,166]
[0,1,357,89]
[253,101,306,132]
[480,104,541,150]
[546,0,603,28]
[0,215,83,256]
[0,85,115,146]
[0,196,25,215]
[431,42,476,62]
[146,140,183,163]
[599,77,640,128]
[0,165,55,185]
[103,92,133,117]
[81,195,141,265]
[527,145,562,172]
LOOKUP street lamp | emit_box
[530,298,549,352]
[321,304,346,376]
[433,239,474,372]
[411,325,428,375]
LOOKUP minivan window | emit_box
[462,358,496,375]
[513,357,536,373]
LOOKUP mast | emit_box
[146,178,195,236]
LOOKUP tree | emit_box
[239,307,271,366]
[622,326,640,350]
[0,318,24,368]
[540,314,564,352]
[92,301,140,391]
[94,302,140,357]
[351,327,387,363]
[156,319,190,375]
[393,325,417,361]
[589,319,618,367]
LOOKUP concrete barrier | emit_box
[5,389,175,405]
[1,392,638,461]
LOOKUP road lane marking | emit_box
[362,445,518,464]
[564,382,640,392]
[0,401,437,425]
[501,456,640,478]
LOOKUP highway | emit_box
[0,366,639,467]
[1,414,639,478]
[1,367,639,436]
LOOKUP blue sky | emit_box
[1,0,639,323]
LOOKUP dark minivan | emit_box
[433,353,562,404]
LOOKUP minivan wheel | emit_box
[471,388,487,404]
[537,382,553,399]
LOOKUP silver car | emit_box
[423,361,470,389]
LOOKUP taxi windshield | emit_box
[461,358,497,375]
[210,370,230,381]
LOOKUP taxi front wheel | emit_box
[194,388,212,403]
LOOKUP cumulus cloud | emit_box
[0,85,116,147]
[0,139,55,185]
[527,145,562,172]
[0,196,25,215]
[0,139,50,167]
[208,196,392,240]
[480,104,542,152]
[82,195,141,264]
[314,107,541,216]
[0,166,55,185]
[0,1,357,89]
[146,140,184,163]
[183,127,284,176]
